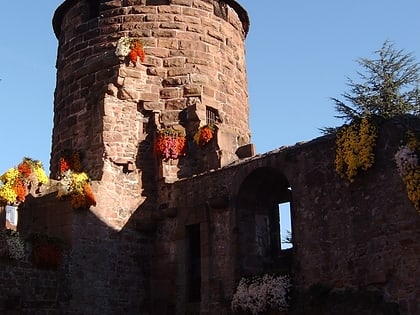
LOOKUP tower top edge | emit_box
[52,0,250,38]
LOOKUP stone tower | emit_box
[51,0,250,229]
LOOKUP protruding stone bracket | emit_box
[235,143,256,159]
[113,158,136,173]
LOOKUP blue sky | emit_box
[1,0,419,175]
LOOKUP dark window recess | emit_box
[146,0,169,5]
[88,1,100,19]
[186,224,201,302]
[206,107,219,125]
[214,1,228,20]
[142,122,149,135]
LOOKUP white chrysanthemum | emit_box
[115,36,132,57]
[231,274,291,314]
[395,145,418,177]
[6,231,25,260]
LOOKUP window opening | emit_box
[186,224,201,302]
[206,107,219,125]
[279,202,292,250]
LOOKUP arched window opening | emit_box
[236,167,293,275]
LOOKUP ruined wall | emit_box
[2,118,418,314]
[153,116,420,315]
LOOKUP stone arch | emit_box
[235,167,293,276]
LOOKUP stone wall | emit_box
[0,260,68,315]
[1,117,418,314]
[2,1,418,314]
[51,0,250,183]
[152,116,420,314]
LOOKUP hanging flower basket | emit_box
[193,124,215,147]
[0,157,49,206]
[115,36,145,66]
[154,128,187,161]
[57,151,96,210]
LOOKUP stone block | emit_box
[183,84,202,97]
[162,76,189,87]
[235,143,255,159]
[143,101,165,111]
[160,87,181,99]
[165,98,187,110]
[160,110,181,124]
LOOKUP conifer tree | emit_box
[332,41,420,124]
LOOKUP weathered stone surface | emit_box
[183,84,202,97]
[18,2,418,315]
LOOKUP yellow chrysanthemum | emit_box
[0,183,18,204]
[335,117,377,182]
[1,168,20,184]
[33,166,49,185]
[71,172,89,194]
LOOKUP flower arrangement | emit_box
[115,36,145,66]
[29,234,63,269]
[0,229,25,261]
[193,124,215,147]
[231,274,292,315]
[395,130,420,213]
[57,151,96,209]
[0,158,49,205]
[335,117,377,182]
[154,128,187,160]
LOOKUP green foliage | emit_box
[330,41,420,126]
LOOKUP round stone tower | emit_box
[51,0,250,228]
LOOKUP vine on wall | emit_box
[335,117,377,182]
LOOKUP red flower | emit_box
[13,178,27,202]
[18,161,32,178]
[129,40,145,65]
[154,134,186,160]
[194,125,214,146]
[59,157,70,173]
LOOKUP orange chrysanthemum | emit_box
[59,157,70,173]
[18,161,32,178]
[83,183,96,207]
[13,178,27,202]
[194,125,214,146]
[129,40,145,65]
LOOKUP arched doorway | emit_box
[236,167,293,276]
